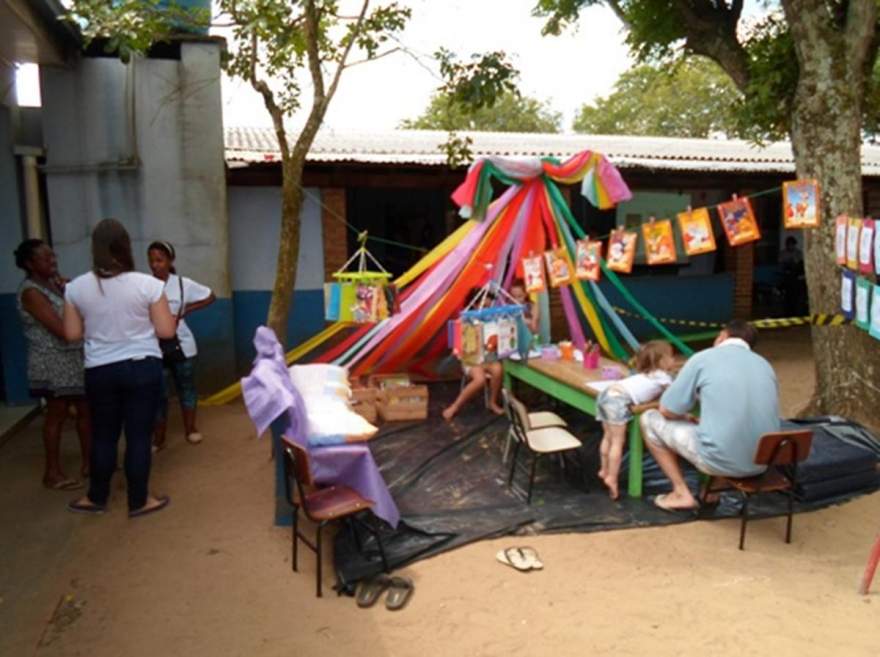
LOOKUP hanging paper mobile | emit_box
[677,208,716,256]
[858,218,874,274]
[846,217,862,270]
[718,197,761,247]
[783,179,821,229]
[522,254,546,294]
[325,232,393,323]
[544,247,574,287]
[606,229,637,274]
[642,219,677,265]
[856,277,871,330]
[575,239,602,282]
[835,215,848,265]
[841,270,855,320]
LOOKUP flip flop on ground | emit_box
[496,547,543,572]
[128,495,170,519]
[385,576,414,611]
[45,478,83,491]
[653,493,700,513]
[67,499,106,515]
[355,574,392,608]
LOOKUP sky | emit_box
[16,1,633,131]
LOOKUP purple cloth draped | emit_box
[240,327,400,527]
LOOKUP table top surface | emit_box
[507,356,658,414]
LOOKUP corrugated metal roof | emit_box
[225,126,880,176]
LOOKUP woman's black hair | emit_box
[147,241,177,274]
[13,239,45,272]
[92,219,135,278]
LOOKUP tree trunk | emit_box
[266,157,305,346]
[787,5,880,428]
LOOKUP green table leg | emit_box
[627,416,643,498]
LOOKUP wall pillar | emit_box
[321,188,348,279]
[724,241,755,319]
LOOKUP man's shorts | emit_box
[640,409,721,474]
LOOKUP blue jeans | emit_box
[85,357,162,510]
[156,357,198,421]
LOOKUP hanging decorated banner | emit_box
[326,232,394,324]
[642,219,677,265]
[677,208,716,256]
[718,197,761,246]
[544,247,574,287]
[522,254,546,293]
[575,239,602,281]
[859,218,875,274]
[841,270,855,320]
[871,285,880,341]
[835,214,848,265]
[846,217,862,270]
[856,277,872,330]
[783,179,821,228]
[606,229,637,273]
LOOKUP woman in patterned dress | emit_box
[15,239,91,490]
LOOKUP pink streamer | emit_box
[559,285,587,352]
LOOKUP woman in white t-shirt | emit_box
[147,241,215,450]
[63,219,176,518]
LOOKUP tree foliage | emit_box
[402,90,562,133]
[573,58,741,138]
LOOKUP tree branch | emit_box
[323,0,371,111]
[605,0,630,30]
[845,0,879,74]
[344,46,401,70]
[247,30,290,162]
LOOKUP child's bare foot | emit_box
[603,474,619,500]
[442,406,457,421]
[488,403,505,416]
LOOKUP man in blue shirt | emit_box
[640,320,780,511]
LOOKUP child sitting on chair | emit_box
[598,340,676,499]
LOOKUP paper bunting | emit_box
[783,180,821,228]
[858,218,874,274]
[718,197,761,247]
[642,219,677,265]
[677,208,716,256]
[841,270,855,319]
[846,217,862,270]
[606,229,638,273]
[575,239,602,282]
[835,215,848,265]
[544,247,574,287]
[856,277,871,330]
[522,254,546,293]
[871,285,880,341]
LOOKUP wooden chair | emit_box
[701,429,813,550]
[282,441,389,597]
[503,389,582,505]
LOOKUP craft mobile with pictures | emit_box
[856,277,872,330]
[606,229,637,273]
[783,179,821,228]
[836,214,848,265]
[677,208,716,256]
[859,218,875,274]
[522,255,546,294]
[641,219,677,265]
[847,216,862,270]
[575,239,603,281]
[841,270,855,320]
[544,247,573,287]
[717,197,761,246]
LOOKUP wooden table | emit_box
[503,356,656,498]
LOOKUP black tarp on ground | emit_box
[331,383,880,592]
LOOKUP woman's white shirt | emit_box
[162,274,212,358]
[65,272,164,368]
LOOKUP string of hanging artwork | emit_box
[324,232,401,324]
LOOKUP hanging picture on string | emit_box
[858,218,874,274]
[835,214,848,265]
[606,229,637,273]
[718,197,761,246]
[575,239,602,281]
[841,270,855,320]
[677,208,716,256]
[783,179,821,228]
[846,216,862,270]
[856,277,871,330]
[544,247,573,287]
[642,219,677,265]
[522,255,546,294]
[870,285,880,341]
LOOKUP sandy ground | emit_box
[1,326,878,657]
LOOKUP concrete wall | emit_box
[228,185,325,373]
[40,42,234,390]
[0,64,29,403]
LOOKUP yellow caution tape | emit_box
[610,307,851,330]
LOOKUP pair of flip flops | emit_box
[355,574,414,610]
[496,546,543,572]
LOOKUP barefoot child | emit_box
[597,340,676,499]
